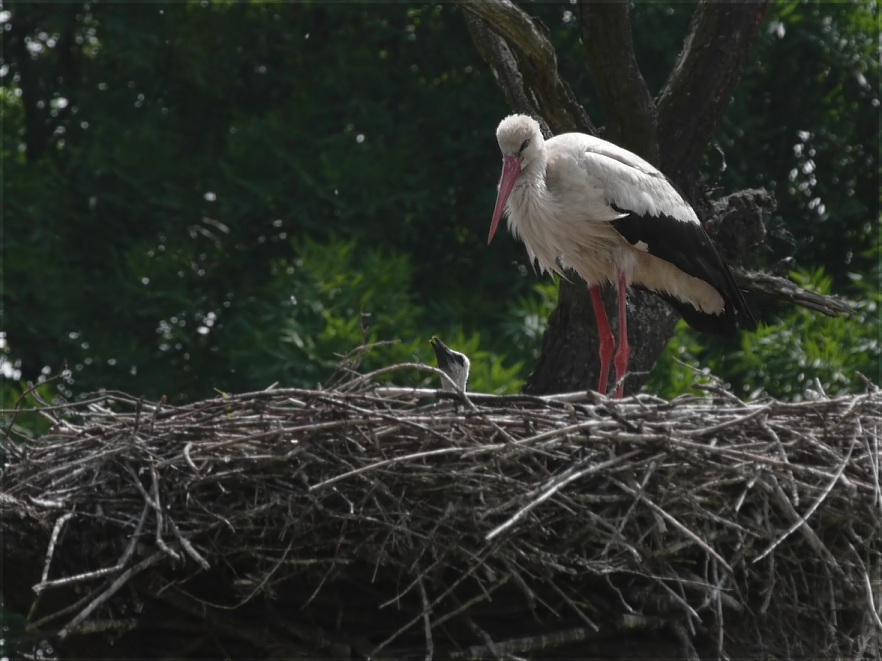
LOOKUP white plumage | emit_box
[488,114,755,398]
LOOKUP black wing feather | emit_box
[611,205,757,335]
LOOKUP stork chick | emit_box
[429,337,470,391]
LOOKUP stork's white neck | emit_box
[504,145,573,278]
[508,146,550,221]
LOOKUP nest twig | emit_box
[2,368,880,658]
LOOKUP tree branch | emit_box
[732,269,853,317]
[455,0,595,134]
[703,190,850,317]
[657,0,771,184]
[577,0,658,162]
[461,12,547,133]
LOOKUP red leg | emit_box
[589,284,615,396]
[613,271,630,398]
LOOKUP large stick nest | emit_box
[2,367,881,659]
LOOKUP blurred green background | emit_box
[3,1,879,405]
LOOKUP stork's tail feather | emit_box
[648,289,750,338]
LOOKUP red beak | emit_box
[488,154,521,245]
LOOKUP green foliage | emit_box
[649,267,881,400]
[210,237,524,394]
[222,238,427,390]
[1,335,61,440]
[503,279,559,360]
[1,383,59,441]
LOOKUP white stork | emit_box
[488,114,756,398]
[429,336,471,391]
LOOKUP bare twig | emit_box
[486,450,641,541]
[57,552,165,639]
[40,512,76,585]
[754,439,856,564]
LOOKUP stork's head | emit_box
[489,114,544,245]
[429,336,470,392]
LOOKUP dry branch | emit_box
[732,267,854,317]
[2,373,880,658]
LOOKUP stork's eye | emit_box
[519,138,530,153]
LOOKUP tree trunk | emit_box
[523,278,679,396]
